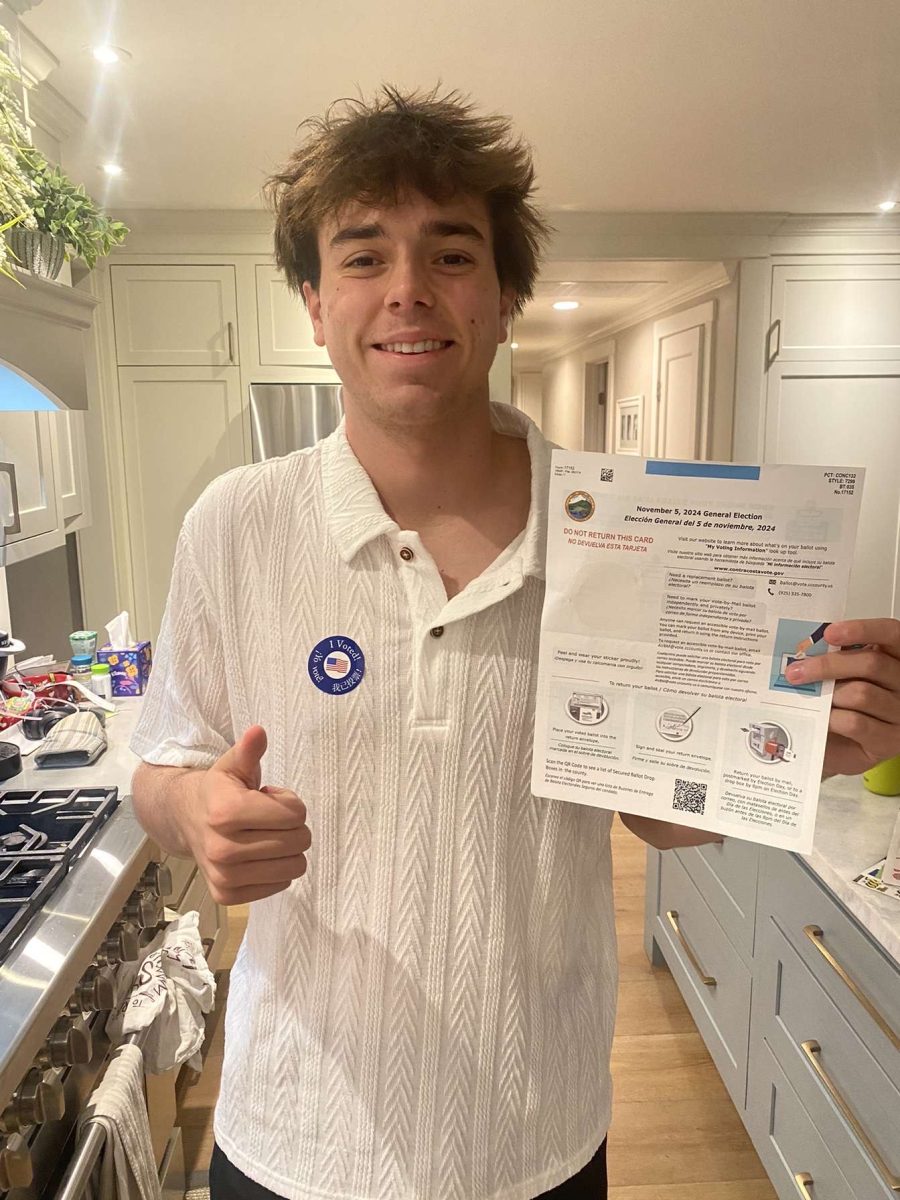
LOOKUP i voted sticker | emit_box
[308,636,366,695]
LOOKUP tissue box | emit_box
[96,642,152,695]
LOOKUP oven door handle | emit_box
[53,1030,151,1200]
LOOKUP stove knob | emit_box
[1,1067,64,1129]
[142,862,173,898]
[101,921,141,964]
[36,1016,93,1069]
[73,965,117,1012]
[124,888,164,929]
[0,1134,33,1190]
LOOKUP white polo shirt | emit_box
[131,402,618,1200]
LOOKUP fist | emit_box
[188,726,311,905]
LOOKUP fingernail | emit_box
[785,663,805,682]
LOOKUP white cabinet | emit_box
[254,264,332,367]
[0,411,64,564]
[764,259,900,619]
[111,265,239,367]
[54,409,92,530]
[117,365,245,644]
[770,264,900,362]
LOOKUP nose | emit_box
[384,254,435,312]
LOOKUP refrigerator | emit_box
[249,382,343,461]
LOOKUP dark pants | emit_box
[210,1139,608,1200]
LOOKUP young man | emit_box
[131,88,900,1200]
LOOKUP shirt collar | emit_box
[320,402,551,581]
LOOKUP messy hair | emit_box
[264,85,550,315]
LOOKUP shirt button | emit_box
[430,626,444,638]
[399,547,414,562]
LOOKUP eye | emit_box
[344,253,381,269]
[437,252,473,267]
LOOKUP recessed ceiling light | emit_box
[91,44,132,64]
[553,300,580,311]
[879,200,897,212]
[102,163,123,176]
[510,342,519,350]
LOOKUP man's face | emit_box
[303,192,515,429]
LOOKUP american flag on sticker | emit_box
[324,652,351,678]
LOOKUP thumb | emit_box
[214,725,267,789]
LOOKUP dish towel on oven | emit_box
[106,910,216,1073]
[77,1042,161,1200]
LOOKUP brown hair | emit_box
[264,85,550,315]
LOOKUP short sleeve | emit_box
[130,519,234,768]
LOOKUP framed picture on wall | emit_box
[615,395,643,455]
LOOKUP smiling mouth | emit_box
[373,340,454,355]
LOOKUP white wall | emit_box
[512,371,544,427]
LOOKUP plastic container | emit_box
[862,754,900,796]
[68,630,97,658]
[89,662,113,701]
[69,654,94,686]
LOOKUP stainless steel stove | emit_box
[0,786,166,1198]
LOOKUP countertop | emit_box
[4,698,900,966]
[803,774,900,965]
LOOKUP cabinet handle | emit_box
[793,1173,813,1197]
[803,925,899,1051]
[764,318,781,369]
[665,910,716,987]
[226,321,235,363]
[0,462,21,536]
[800,1040,900,1191]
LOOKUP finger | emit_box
[210,879,298,907]
[786,647,900,691]
[828,708,900,761]
[831,678,900,725]
[824,619,900,658]
[207,824,312,863]
[213,725,268,789]
[206,852,308,895]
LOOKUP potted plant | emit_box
[10,148,129,279]
[0,25,36,282]
[0,23,128,282]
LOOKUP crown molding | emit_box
[1,0,43,16]
[15,19,55,84]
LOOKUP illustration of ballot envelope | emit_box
[743,720,795,764]
[780,651,804,674]
[567,692,609,725]
[656,707,696,742]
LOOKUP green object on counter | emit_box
[69,629,97,657]
[862,754,900,796]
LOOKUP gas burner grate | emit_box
[0,787,119,958]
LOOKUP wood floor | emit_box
[178,818,776,1198]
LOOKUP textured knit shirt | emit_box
[131,402,618,1200]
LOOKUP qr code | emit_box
[673,778,707,815]
[600,468,614,482]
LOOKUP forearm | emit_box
[131,761,206,859]
[618,811,723,850]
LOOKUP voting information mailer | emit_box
[532,455,864,852]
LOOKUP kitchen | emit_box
[0,2,899,1199]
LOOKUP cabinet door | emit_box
[764,360,900,618]
[54,409,91,528]
[0,411,64,564]
[111,266,239,366]
[770,264,900,362]
[118,366,245,644]
[255,264,332,366]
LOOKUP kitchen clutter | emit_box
[0,611,152,775]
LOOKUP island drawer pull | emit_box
[803,925,899,1051]
[800,1040,900,1191]
[666,910,716,987]
[793,1173,813,1197]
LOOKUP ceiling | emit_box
[11,0,900,364]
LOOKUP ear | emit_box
[302,281,327,348]
[497,287,517,344]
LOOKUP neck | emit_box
[344,401,501,531]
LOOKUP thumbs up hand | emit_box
[184,726,311,905]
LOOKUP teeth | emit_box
[380,340,449,354]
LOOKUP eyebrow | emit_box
[329,219,486,248]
